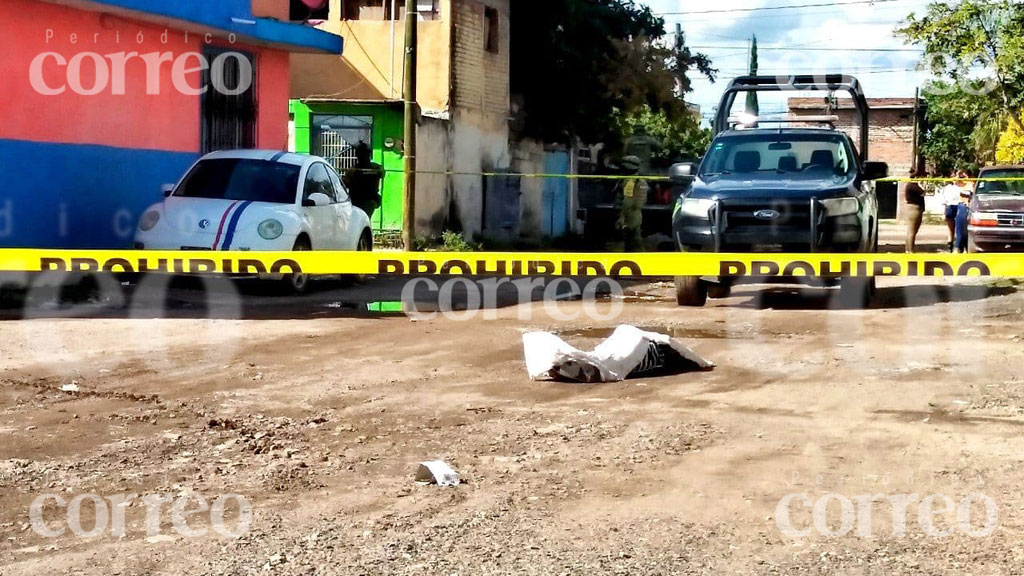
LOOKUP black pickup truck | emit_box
[671,75,889,308]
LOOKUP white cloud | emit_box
[640,0,934,116]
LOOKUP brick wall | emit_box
[452,0,509,117]
[788,99,919,176]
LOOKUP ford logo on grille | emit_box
[754,209,781,221]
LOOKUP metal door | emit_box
[542,150,569,238]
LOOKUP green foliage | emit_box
[413,231,483,252]
[920,81,1004,173]
[618,105,711,164]
[898,1,1024,130]
[511,0,716,146]
[745,36,759,116]
[996,114,1024,164]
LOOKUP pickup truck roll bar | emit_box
[713,75,871,160]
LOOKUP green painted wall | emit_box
[289,100,405,232]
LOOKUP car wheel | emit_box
[707,282,732,299]
[675,276,708,307]
[340,230,373,286]
[837,276,875,310]
[284,237,311,294]
[358,230,373,252]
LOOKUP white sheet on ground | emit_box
[522,325,714,383]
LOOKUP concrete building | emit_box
[0,0,342,248]
[291,0,556,242]
[787,97,923,176]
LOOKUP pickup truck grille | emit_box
[996,213,1024,228]
[714,200,819,251]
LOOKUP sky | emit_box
[639,0,935,122]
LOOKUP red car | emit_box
[969,166,1024,252]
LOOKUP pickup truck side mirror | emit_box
[161,183,175,197]
[862,161,888,181]
[670,162,696,184]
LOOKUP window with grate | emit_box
[201,47,258,154]
[340,0,439,21]
[485,7,499,53]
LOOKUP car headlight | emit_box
[677,197,715,219]
[139,211,160,231]
[820,197,860,217]
[970,212,1000,227]
[258,219,284,240]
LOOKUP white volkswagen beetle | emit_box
[135,150,373,292]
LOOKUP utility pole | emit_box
[402,0,418,250]
[911,87,921,172]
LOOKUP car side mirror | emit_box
[304,192,332,207]
[670,162,696,184]
[161,183,175,197]
[863,161,888,181]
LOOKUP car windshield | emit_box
[976,170,1024,195]
[701,132,856,178]
[174,159,301,204]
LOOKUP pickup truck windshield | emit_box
[976,170,1024,195]
[701,133,856,178]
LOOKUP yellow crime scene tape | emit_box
[366,169,1024,184]
[2,250,1022,278]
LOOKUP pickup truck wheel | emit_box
[838,276,875,309]
[675,276,708,307]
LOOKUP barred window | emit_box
[200,47,257,154]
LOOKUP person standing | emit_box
[623,126,662,174]
[615,156,649,252]
[939,172,966,252]
[902,167,927,253]
[343,142,384,221]
[954,173,974,253]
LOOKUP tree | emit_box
[898,1,1024,131]
[996,114,1024,164]
[919,81,1002,173]
[510,0,716,146]
[745,36,759,116]
[618,105,711,166]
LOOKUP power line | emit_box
[690,45,920,53]
[655,0,905,16]
[666,4,914,23]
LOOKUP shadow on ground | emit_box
[0,274,632,321]
[728,283,1018,311]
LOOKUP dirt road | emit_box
[2,224,1023,575]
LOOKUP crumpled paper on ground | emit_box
[523,325,715,383]
[414,460,461,486]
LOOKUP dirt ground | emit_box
[2,223,1024,575]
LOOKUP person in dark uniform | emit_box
[615,156,649,252]
[902,167,926,253]
[342,142,384,220]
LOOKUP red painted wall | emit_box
[257,49,291,151]
[0,0,292,153]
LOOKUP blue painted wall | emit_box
[0,139,197,248]
[74,0,343,54]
